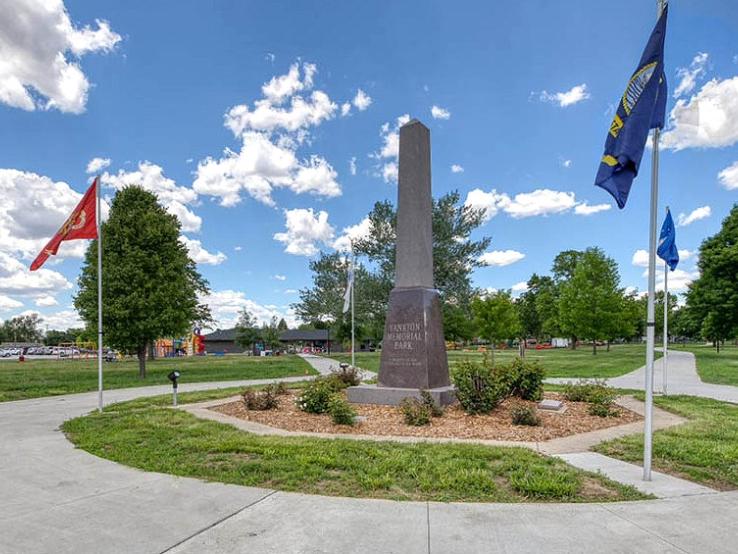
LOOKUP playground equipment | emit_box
[57,341,96,360]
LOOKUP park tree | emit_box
[558,248,623,354]
[1,313,44,343]
[472,290,521,361]
[261,316,282,350]
[518,274,558,339]
[683,205,738,350]
[443,302,476,343]
[277,318,289,331]
[235,308,260,352]
[75,186,211,378]
[44,328,85,346]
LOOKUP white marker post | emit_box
[96,176,104,413]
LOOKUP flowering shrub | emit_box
[296,377,343,414]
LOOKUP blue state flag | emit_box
[595,5,668,209]
[657,208,679,271]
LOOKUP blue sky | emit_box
[1,0,737,330]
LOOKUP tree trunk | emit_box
[137,344,147,378]
[606,340,611,352]
[592,341,597,355]
[571,336,577,350]
[717,340,721,353]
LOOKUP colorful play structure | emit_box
[153,328,206,358]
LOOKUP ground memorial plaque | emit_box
[348,119,454,406]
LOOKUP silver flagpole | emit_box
[96,176,104,413]
[351,255,355,368]
[644,0,666,481]
[663,255,669,396]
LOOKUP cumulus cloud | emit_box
[352,89,372,111]
[200,289,298,329]
[561,159,573,168]
[661,76,738,150]
[718,161,738,190]
[466,187,610,221]
[34,294,58,307]
[431,105,451,120]
[677,206,711,227]
[273,208,335,256]
[0,295,23,311]
[86,157,111,174]
[333,217,372,252]
[179,236,226,266]
[373,114,410,183]
[674,52,709,98]
[101,162,202,232]
[633,248,693,268]
[511,281,529,294]
[18,308,84,331]
[464,188,510,222]
[479,250,525,267]
[349,157,357,176]
[273,274,286,281]
[0,251,72,296]
[0,0,121,113]
[574,202,611,216]
[193,62,344,206]
[451,164,464,173]
[539,84,590,107]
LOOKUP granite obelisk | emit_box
[348,119,453,405]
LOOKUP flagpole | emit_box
[643,0,666,482]
[663,247,669,396]
[351,254,355,368]
[96,176,103,413]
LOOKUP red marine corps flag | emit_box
[30,178,99,271]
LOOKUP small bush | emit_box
[331,364,362,387]
[563,379,616,405]
[296,376,343,414]
[588,403,619,418]
[401,397,432,426]
[496,357,545,401]
[510,404,541,426]
[242,388,279,411]
[328,394,356,425]
[452,359,507,415]
[266,381,289,396]
[420,390,444,417]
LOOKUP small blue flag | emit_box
[657,208,679,271]
[595,5,668,209]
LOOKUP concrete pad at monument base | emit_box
[348,119,454,406]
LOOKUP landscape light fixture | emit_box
[167,370,180,406]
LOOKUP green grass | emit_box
[672,344,738,386]
[62,388,646,503]
[594,394,738,490]
[0,354,315,402]
[328,344,655,379]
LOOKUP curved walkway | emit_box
[546,349,738,404]
[0,371,736,552]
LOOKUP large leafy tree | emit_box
[472,290,521,361]
[75,186,211,377]
[683,205,738,350]
[1,313,44,343]
[558,247,624,354]
[518,273,558,339]
[235,308,260,351]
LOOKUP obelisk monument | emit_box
[348,119,454,405]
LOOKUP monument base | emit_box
[346,384,456,406]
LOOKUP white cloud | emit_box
[341,102,351,117]
[661,76,738,150]
[632,249,650,268]
[479,250,525,267]
[200,289,298,329]
[352,89,372,111]
[561,159,573,168]
[574,202,611,216]
[0,0,121,113]
[653,268,700,292]
[349,157,357,176]
[333,217,372,252]
[101,162,202,232]
[431,105,451,120]
[679,249,693,261]
[503,189,577,218]
[273,208,335,256]
[451,164,464,173]
[0,251,72,296]
[373,114,410,183]
[234,246,243,251]
[20,308,84,331]
[179,236,227,266]
[539,84,590,107]
[0,295,23,311]
[674,52,709,98]
[718,161,738,190]
[86,157,111,174]
[273,274,286,281]
[34,294,59,307]
[464,188,510,222]
[194,63,344,206]
[284,289,298,294]
[677,206,711,227]
[511,281,529,293]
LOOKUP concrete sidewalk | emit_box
[1,371,736,552]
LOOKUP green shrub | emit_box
[328,394,356,425]
[400,397,432,426]
[452,359,507,414]
[510,404,541,426]
[242,388,279,411]
[588,403,619,417]
[496,357,545,401]
[296,377,343,414]
[563,379,616,405]
[331,364,362,387]
[266,381,289,396]
[420,390,444,417]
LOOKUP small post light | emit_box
[167,370,181,406]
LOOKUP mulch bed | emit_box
[210,391,641,442]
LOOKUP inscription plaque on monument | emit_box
[347,119,453,406]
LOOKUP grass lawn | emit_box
[0,354,315,402]
[672,344,738,386]
[327,344,655,379]
[62,387,646,503]
[594,394,738,490]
